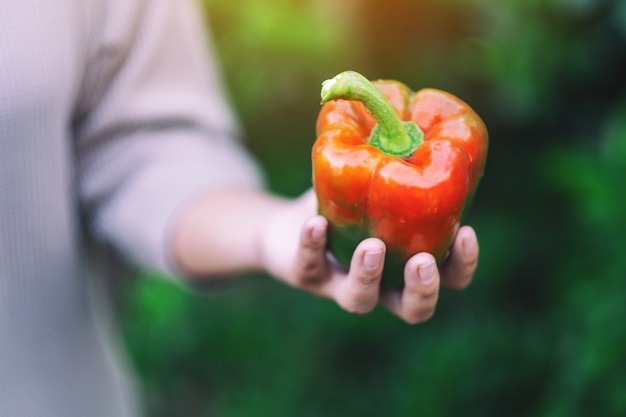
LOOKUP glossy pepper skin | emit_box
[312,71,488,288]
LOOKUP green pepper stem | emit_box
[320,70,423,157]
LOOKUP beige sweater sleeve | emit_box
[73,0,262,275]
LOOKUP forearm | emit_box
[170,188,288,278]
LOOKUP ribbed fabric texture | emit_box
[0,0,261,415]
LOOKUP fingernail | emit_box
[418,261,436,283]
[462,237,477,255]
[310,226,324,240]
[363,250,383,269]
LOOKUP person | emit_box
[0,0,479,415]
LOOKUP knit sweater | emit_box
[0,0,260,415]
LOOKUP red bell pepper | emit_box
[312,71,488,288]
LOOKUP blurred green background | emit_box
[120,0,626,416]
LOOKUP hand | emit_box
[257,190,479,324]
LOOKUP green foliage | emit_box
[539,100,626,417]
[121,0,626,416]
[200,0,357,120]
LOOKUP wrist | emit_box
[170,188,287,278]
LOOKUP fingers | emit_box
[331,238,385,315]
[381,253,440,324]
[291,215,329,287]
[291,219,385,314]
[291,215,477,324]
[441,226,479,289]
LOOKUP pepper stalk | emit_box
[320,70,424,157]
